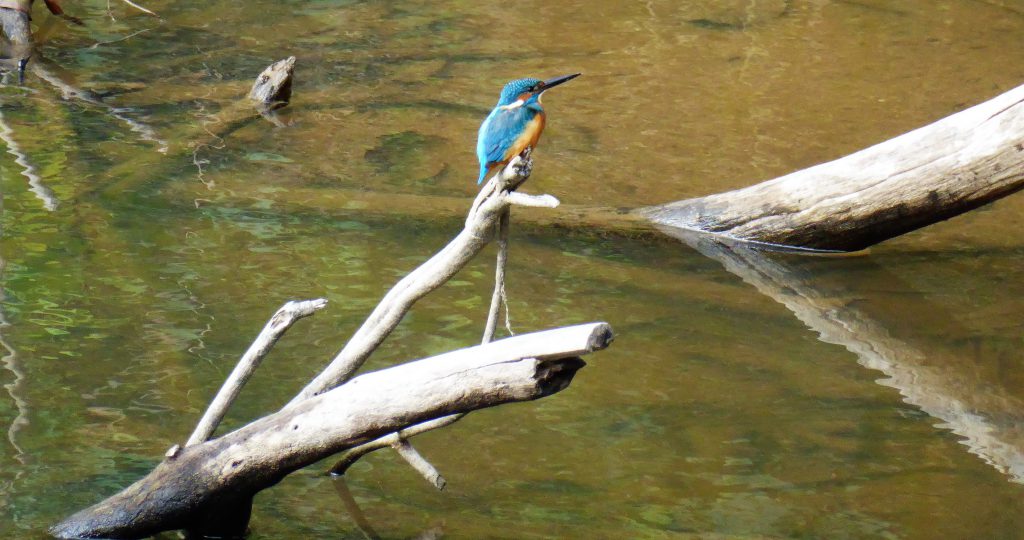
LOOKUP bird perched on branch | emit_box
[476,73,580,184]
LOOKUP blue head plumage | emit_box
[497,78,543,107]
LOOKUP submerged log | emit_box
[50,323,611,540]
[642,83,1024,252]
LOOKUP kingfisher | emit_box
[476,73,580,184]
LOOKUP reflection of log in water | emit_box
[664,226,1024,483]
[28,60,168,153]
[0,104,57,210]
[0,256,28,463]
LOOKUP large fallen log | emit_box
[642,83,1024,252]
[49,323,611,540]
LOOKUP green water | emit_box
[3,0,1024,538]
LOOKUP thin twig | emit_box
[482,208,511,344]
[185,298,327,446]
[329,414,463,475]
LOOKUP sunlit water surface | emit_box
[2,0,1024,538]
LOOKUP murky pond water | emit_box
[3,0,1024,538]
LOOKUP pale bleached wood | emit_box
[346,204,515,489]
[643,83,1024,252]
[50,323,611,540]
[482,208,511,345]
[329,414,463,475]
[186,298,327,447]
[392,439,446,490]
[289,154,554,404]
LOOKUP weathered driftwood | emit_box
[50,323,611,540]
[289,152,558,404]
[185,298,327,447]
[54,151,609,537]
[482,208,512,344]
[329,413,463,476]
[250,56,295,107]
[669,228,1024,484]
[329,202,522,484]
[642,83,1024,252]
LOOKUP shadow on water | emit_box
[662,226,1024,484]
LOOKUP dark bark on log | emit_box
[50,323,611,539]
[642,83,1024,252]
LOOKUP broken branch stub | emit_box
[642,83,1024,252]
[249,55,295,108]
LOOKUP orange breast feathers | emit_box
[502,112,547,163]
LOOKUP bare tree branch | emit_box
[186,298,327,447]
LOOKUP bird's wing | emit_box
[478,107,533,166]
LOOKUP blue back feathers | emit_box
[477,78,546,183]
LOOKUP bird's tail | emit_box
[477,164,489,185]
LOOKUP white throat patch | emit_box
[499,99,525,110]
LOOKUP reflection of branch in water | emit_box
[0,106,58,210]
[29,60,168,153]
[330,475,445,540]
[0,256,28,464]
[331,475,381,540]
[89,26,154,49]
[665,227,1024,484]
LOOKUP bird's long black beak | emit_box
[539,73,580,92]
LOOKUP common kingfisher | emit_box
[476,73,580,184]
